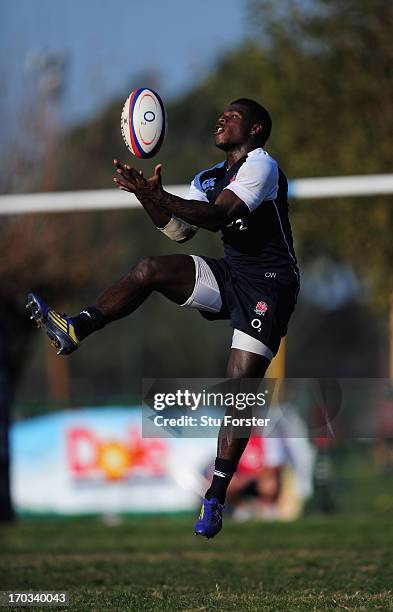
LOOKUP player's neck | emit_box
[226,143,260,168]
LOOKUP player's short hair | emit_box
[231,98,272,144]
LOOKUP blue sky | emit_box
[0,0,246,140]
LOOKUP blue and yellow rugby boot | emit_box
[26,293,79,355]
[194,498,223,539]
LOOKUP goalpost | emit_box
[1,173,393,381]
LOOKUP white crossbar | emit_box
[0,174,392,215]
[289,174,393,199]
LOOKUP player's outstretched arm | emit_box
[159,187,249,232]
[113,160,196,243]
[113,161,248,232]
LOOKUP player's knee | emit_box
[133,256,162,287]
[226,361,246,379]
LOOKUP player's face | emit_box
[214,104,254,150]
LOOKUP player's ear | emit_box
[250,123,263,137]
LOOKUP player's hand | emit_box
[146,163,163,193]
[113,160,163,196]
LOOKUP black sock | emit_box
[71,307,107,341]
[205,457,237,505]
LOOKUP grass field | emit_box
[1,516,392,611]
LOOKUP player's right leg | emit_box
[27,254,195,355]
[194,349,270,539]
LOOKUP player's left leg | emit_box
[194,348,270,539]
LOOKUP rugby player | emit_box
[27,98,300,539]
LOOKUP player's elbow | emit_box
[205,213,230,232]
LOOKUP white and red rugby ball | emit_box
[121,87,166,158]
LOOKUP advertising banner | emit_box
[11,404,314,516]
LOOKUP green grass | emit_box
[1,516,392,611]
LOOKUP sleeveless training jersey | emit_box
[188,148,299,281]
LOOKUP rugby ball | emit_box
[121,87,166,158]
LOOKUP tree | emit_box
[243,0,393,302]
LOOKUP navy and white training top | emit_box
[188,148,299,279]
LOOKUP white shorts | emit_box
[181,255,274,361]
